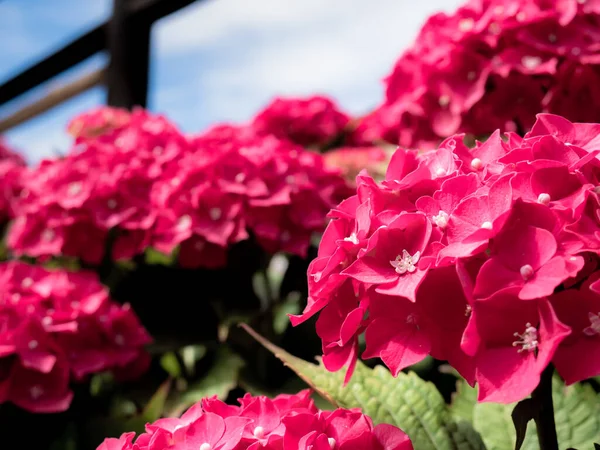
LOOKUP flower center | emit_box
[583,312,600,336]
[433,210,449,229]
[200,444,212,450]
[253,426,265,439]
[458,18,474,32]
[209,207,222,221]
[537,193,551,205]
[520,264,535,280]
[30,385,44,399]
[522,56,541,70]
[328,437,336,448]
[344,232,359,244]
[438,95,450,108]
[480,221,493,230]
[390,250,420,275]
[68,182,82,196]
[470,158,483,170]
[512,323,539,353]
[464,305,472,317]
[177,215,192,231]
[42,229,55,241]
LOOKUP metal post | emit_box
[106,0,151,109]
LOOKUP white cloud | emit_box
[154,0,464,126]
[4,0,466,161]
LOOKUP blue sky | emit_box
[0,0,462,163]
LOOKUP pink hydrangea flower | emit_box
[8,108,352,268]
[300,114,600,403]
[357,0,600,148]
[96,390,413,450]
[251,96,350,147]
[0,261,150,413]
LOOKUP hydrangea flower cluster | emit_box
[355,0,600,149]
[97,390,413,450]
[0,139,26,166]
[7,107,352,267]
[323,146,390,183]
[251,96,350,148]
[0,261,150,412]
[0,140,25,224]
[295,113,600,404]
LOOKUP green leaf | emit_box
[142,379,172,423]
[160,352,182,378]
[145,246,179,266]
[452,377,600,450]
[89,371,115,397]
[267,253,289,298]
[170,348,245,416]
[180,344,206,377]
[242,324,485,450]
[273,292,301,335]
[121,379,173,433]
[450,378,477,424]
[553,378,600,449]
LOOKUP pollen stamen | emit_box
[433,210,449,229]
[512,323,539,353]
[583,312,600,336]
[390,249,420,275]
[344,232,359,244]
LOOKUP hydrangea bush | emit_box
[98,390,413,450]
[0,140,25,226]
[298,113,600,403]
[0,261,150,412]
[7,108,352,267]
[2,1,600,450]
[355,0,600,149]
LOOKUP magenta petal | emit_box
[496,226,557,271]
[290,295,330,326]
[536,298,571,370]
[519,257,568,300]
[373,423,414,450]
[474,259,522,300]
[363,318,431,376]
[220,417,253,450]
[460,313,481,357]
[476,348,540,404]
[182,412,226,447]
[342,257,398,284]
[375,269,428,302]
[553,337,600,385]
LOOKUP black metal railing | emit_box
[0,0,202,133]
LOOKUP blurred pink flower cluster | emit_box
[7,107,352,267]
[0,139,25,224]
[0,261,150,412]
[251,96,350,148]
[297,113,600,403]
[355,0,600,148]
[98,390,412,450]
